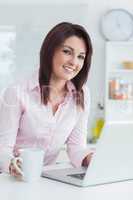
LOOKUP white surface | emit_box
[0,166,133,200]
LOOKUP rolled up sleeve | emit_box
[0,86,22,172]
[66,86,91,167]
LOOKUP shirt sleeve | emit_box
[0,86,22,172]
[66,86,92,167]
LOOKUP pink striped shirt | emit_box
[0,72,91,172]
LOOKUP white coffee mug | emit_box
[12,147,44,182]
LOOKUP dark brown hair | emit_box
[39,22,93,109]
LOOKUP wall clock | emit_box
[100,9,133,41]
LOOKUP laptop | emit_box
[42,123,133,187]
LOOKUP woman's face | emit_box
[51,36,86,82]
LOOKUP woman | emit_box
[0,22,93,178]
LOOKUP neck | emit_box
[49,77,67,95]
[49,78,68,105]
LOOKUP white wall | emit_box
[0,4,88,81]
[0,0,132,139]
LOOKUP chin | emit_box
[58,72,77,81]
[65,73,78,80]
[64,76,75,81]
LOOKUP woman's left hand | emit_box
[82,152,94,167]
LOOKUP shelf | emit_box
[105,42,133,122]
[108,99,133,103]
[109,69,133,74]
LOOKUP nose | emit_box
[69,56,78,66]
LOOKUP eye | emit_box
[62,49,72,55]
[78,55,85,60]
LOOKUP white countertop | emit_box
[0,163,133,200]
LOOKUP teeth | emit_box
[63,66,75,72]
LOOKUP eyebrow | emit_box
[62,44,86,55]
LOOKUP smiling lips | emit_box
[63,65,76,73]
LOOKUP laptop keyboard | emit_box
[67,173,85,180]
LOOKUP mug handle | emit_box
[12,157,23,176]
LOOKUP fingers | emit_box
[86,155,92,165]
[9,159,22,178]
[84,152,94,167]
[17,159,22,169]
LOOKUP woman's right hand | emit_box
[9,158,22,179]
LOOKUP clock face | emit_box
[101,9,133,41]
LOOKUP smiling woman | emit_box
[52,36,86,82]
[48,35,87,114]
[0,22,93,179]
